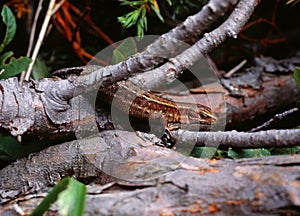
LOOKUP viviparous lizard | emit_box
[53,66,217,131]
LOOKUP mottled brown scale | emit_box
[98,81,217,129]
[53,66,217,130]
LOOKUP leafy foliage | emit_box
[0,6,16,53]
[294,67,300,90]
[190,147,219,158]
[118,0,207,36]
[32,59,50,80]
[118,0,155,37]
[227,148,271,158]
[0,6,33,161]
[269,146,300,155]
[31,177,86,216]
[0,51,31,79]
[0,135,51,160]
[191,146,300,159]
[0,6,31,79]
[294,67,300,109]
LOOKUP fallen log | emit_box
[1,130,299,215]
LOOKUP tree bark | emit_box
[1,130,300,215]
[1,0,300,214]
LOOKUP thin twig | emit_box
[23,0,56,83]
[20,0,44,85]
[130,0,260,90]
[223,59,247,78]
[52,0,66,14]
[250,108,299,132]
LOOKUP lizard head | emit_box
[186,104,218,125]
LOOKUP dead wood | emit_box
[1,130,300,215]
[0,56,298,140]
[174,128,300,148]
[0,0,261,139]
[0,0,299,214]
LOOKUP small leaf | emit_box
[294,67,300,90]
[30,177,86,216]
[58,178,86,216]
[32,59,50,80]
[270,147,300,155]
[30,177,70,216]
[228,148,271,158]
[190,147,217,158]
[150,1,164,22]
[0,6,17,53]
[0,135,49,161]
[166,0,172,6]
[294,67,300,109]
[0,51,31,79]
[137,16,147,37]
[0,136,25,160]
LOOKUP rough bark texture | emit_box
[1,131,300,215]
[0,0,264,141]
[1,0,299,214]
[0,56,298,139]
[130,0,259,90]
[174,129,300,148]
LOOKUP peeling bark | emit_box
[1,0,300,214]
[1,131,300,215]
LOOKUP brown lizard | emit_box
[53,66,217,131]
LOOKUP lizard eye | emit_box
[199,113,208,119]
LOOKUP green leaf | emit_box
[294,67,300,90]
[118,5,148,37]
[0,51,31,79]
[0,6,17,53]
[0,135,48,160]
[137,16,147,37]
[32,59,50,80]
[58,178,87,216]
[0,136,26,160]
[228,148,271,158]
[112,37,137,64]
[150,5,164,22]
[190,147,218,158]
[30,177,70,216]
[166,0,172,6]
[31,177,86,216]
[270,146,300,155]
[294,68,300,109]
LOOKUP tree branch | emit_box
[1,131,300,215]
[0,0,258,136]
[130,0,260,89]
[174,129,300,148]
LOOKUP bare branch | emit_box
[131,0,260,89]
[1,131,300,215]
[250,108,299,132]
[173,129,300,148]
